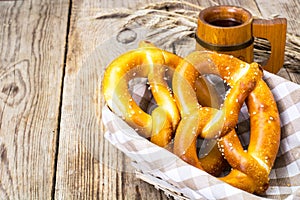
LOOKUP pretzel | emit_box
[102,41,179,147]
[173,51,280,194]
[218,78,280,194]
[102,41,220,148]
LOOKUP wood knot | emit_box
[2,82,19,97]
[0,60,29,107]
[116,28,137,44]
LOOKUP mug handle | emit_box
[252,18,287,73]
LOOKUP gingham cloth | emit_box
[102,71,300,200]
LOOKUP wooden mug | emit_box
[196,6,287,73]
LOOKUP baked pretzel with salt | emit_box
[218,77,280,194]
[173,51,280,194]
[102,41,180,147]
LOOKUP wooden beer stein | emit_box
[196,6,287,73]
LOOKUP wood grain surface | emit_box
[0,0,299,199]
[0,0,69,199]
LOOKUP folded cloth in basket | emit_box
[102,71,300,200]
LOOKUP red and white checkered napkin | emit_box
[102,71,300,200]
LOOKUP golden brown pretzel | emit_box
[173,51,280,193]
[102,41,180,147]
[218,78,280,194]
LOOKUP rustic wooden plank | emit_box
[55,0,172,199]
[0,0,69,199]
[200,0,261,16]
[255,0,300,36]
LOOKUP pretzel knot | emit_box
[173,51,281,194]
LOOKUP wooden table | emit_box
[0,0,299,199]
